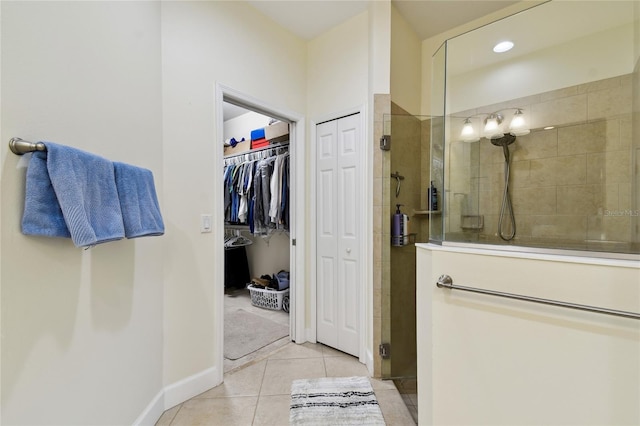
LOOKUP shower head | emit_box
[490,133,516,147]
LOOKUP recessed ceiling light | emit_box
[493,41,514,53]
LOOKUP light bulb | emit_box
[509,109,530,136]
[460,118,479,142]
[483,113,503,139]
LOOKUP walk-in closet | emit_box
[222,101,292,372]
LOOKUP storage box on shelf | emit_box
[223,140,250,156]
[265,121,289,144]
[251,138,269,149]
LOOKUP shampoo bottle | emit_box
[428,181,438,211]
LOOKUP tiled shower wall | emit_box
[447,73,638,251]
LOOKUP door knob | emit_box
[346,248,352,254]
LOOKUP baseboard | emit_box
[365,348,374,376]
[164,365,220,409]
[132,390,164,426]
[133,365,220,426]
[304,327,316,343]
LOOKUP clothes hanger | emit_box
[224,230,253,248]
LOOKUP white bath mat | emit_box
[290,376,386,425]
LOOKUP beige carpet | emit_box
[224,308,289,360]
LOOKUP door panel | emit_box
[316,120,338,347]
[316,114,361,357]
[319,256,336,343]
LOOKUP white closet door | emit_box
[316,113,360,357]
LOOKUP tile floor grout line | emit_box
[167,403,183,426]
[322,352,329,378]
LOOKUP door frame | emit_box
[309,105,369,365]
[214,83,306,372]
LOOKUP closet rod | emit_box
[223,141,289,161]
[9,138,47,155]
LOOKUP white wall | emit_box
[390,5,422,115]
[160,0,306,390]
[417,244,640,425]
[0,1,386,422]
[307,12,370,119]
[0,2,164,425]
[306,10,374,364]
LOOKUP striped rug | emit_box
[290,376,386,425]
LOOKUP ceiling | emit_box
[227,0,521,119]
[247,0,521,41]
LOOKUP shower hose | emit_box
[498,143,516,241]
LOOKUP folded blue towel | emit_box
[113,162,165,238]
[22,151,71,239]
[22,142,125,247]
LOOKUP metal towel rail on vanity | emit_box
[436,274,640,320]
[9,137,47,155]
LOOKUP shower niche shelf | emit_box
[413,210,441,216]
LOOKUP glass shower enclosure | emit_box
[431,0,639,258]
[379,0,639,413]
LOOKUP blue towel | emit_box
[22,142,125,247]
[113,162,165,238]
[22,151,71,239]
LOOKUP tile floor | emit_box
[155,287,417,425]
[156,342,417,425]
[394,379,418,424]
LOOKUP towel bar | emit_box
[436,274,640,320]
[9,138,47,155]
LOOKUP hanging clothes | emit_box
[223,146,290,236]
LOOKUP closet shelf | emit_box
[223,140,289,160]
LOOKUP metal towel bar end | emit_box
[9,138,46,155]
[436,274,640,320]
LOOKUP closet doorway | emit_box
[217,87,304,373]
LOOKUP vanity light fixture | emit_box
[509,109,530,135]
[458,108,529,142]
[493,40,514,53]
[483,113,503,139]
[460,118,480,142]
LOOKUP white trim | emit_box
[213,84,226,387]
[310,104,369,362]
[362,101,373,375]
[365,348,374,376]
[214,83,306,351]
[308,120,318,344]
[292,117,306,343]
[132,389,164,426]
[133,366,219,426]
[163,366,219,410]
[417,242,640,268]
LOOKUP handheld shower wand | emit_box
[491,134,516,241]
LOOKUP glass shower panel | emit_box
[432,0,639,257]
[381,112,436,380]
[429,42,446,243]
